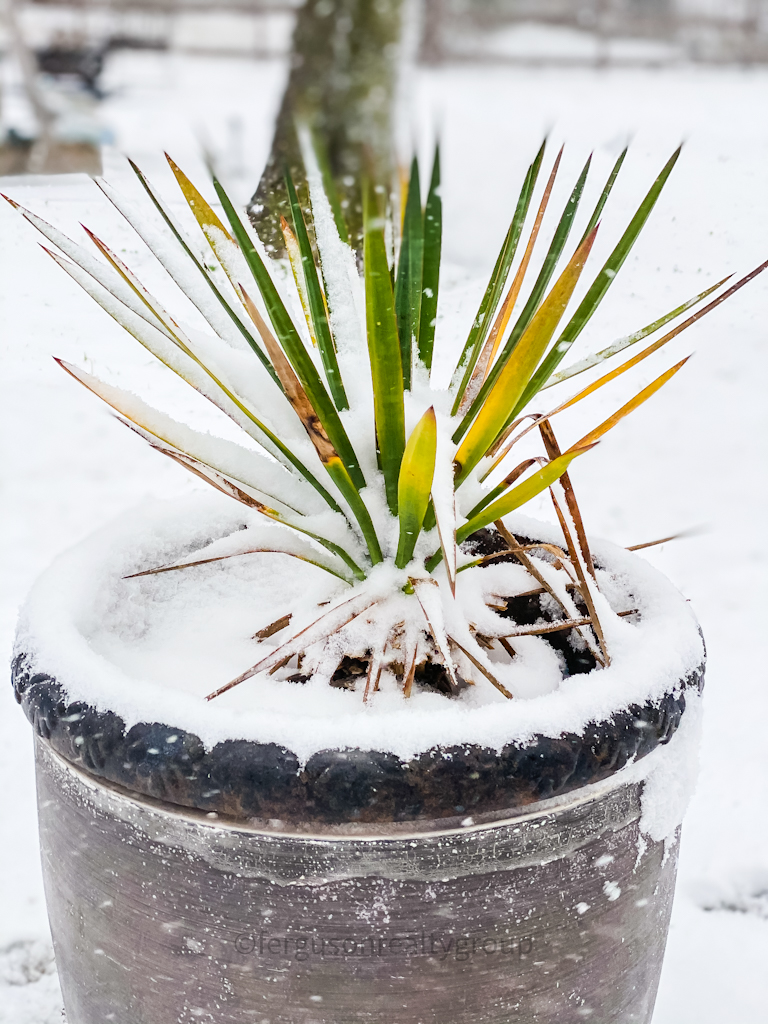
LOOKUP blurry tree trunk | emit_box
[248,0,405,256]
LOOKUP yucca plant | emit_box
[6,137,765,704]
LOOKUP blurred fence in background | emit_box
[3,0,299,60]
[421,0,768,65]
[4,0,768,64]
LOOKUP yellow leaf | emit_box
[455,226,598,485]
[395,408,437,568]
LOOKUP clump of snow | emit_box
[298,122,365,362]
[639,689,703,844]
[15,492,704,765]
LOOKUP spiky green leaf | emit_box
[455,153,590,436]
[576,147,627,246]
[303,123,349,244]
[394,157,424,389]
[364,182,406,514]
[464,452,584,539]
[395,408,437,568]
[569,357,690,450]
[510,146,682,420]
[42,246,342,513]
[454,227,598,485]
[451,139,545,413]
[418,144,442,370]
[55,358,310,517]
[543,275,729,389]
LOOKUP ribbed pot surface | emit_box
[35,736,678,1024]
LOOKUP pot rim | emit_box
[14,651,702,826]
[37,735,646,842]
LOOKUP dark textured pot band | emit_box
[12,651,704,826]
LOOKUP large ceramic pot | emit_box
[29,730,690,1024]
[12,497,705,1024]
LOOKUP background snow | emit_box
[1,50,767,1023]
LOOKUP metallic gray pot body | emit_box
[35,736,678,1024]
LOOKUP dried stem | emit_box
[363,644,385,703]
[402,646,419,699]
[493,520,605,667]
[484,413,543,467]
[512,582,579,599]
[448,635,513,699]
[498,609,636,638]
[539,420,596,579]
[253,614,293,641]
[474,538,570,569]
[498,637,517,660]
[268,654,295,676]
[474,634,495,650]
[547,487,610,666]
[627,531,693,551]
[124,548,348,584]
[206,593,378,700]
[412,577,460,693]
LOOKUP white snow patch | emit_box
[15,493,704,765]
[603,881,622,902]
[640,689,703,843]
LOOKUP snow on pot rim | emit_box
[12,493,704,824]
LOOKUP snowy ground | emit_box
[1,50,767,1023]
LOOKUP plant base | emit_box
[36,736,678,1024]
